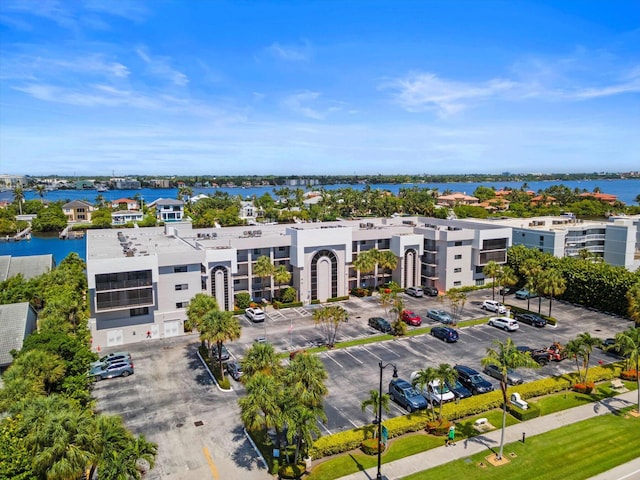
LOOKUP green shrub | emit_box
[360,438,382,455]
[311,299,320,305]
[278,462,307,479]
[273,300,304,309]
[280,286,297,303]
[350,288,370,297]
[508,402,541,421]
[327,295,350,303]
[235,292,251,310]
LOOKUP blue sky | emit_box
[0,0,638,176]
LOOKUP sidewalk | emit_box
[336,390,639,480]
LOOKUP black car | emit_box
[515,313,547,328]
[430,326,459,343]
[368,317,392,333]
[454,365,494,394]
[499,286,516,296]
[423,286,439,296]
[445,378,472,399]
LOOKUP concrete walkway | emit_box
[336,390,640,480]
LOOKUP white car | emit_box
[245,307,266,323]
[409,373,455,404]
[482,300,507,314]
[488,316,519,331]
[405,286,424,297]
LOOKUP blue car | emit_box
[389,378,428,413]
[430,326,459,343]
[515,288,538,300]
[427,309,453,324]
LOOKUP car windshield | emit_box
[470,375,484,384]
[404,388,420,397]
[435,384,450,394]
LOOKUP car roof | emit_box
[391,378,412,388]
[454,364,478,374]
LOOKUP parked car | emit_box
[423,286,439,296]
[427,309,453,324]
[499,286,516,296]
[90,351,131,368]
[600,338,625,356]
[517,346,552,365]
[454,365,494,394]
[405,286,424,297]
[483,364,524,385]
[515,313,547,328]
[482,300,507,314]
[430,326,459,343]
[211,344,230,361]
[445,378,473,399]
[488,316,519,331]
[409,373,455,404]
[368,316,392,333]
[226,361,243,380]
[245,307,266,322]
[401,310,422,326]
[388,378,428,413]
[515,288,538,299]
[89,361,134,381]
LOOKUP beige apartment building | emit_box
[86,217,511,349]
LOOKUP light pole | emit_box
[377,361,398,480]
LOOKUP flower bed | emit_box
[621,369,638,381]
[572,382,595,394]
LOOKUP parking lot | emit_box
[92,289,633,479]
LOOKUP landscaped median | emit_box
[302,363,634,480]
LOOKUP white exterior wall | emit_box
[604,220,636,269]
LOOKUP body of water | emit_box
[1,178,638,263]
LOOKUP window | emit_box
[454,267,462,273]
[130,307,149,317]
[254,248,261,254]
[234,279,240,284]
[454,281,461,286]
[175,284,188,291]
[176,302,189,309]
[454,254,462,260]
[173,265,187,273]
[454,241,462,246]
[475,279,485,286]
[278,246,286,251]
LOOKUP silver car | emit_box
[483,364,523,385]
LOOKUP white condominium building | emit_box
[86,217,512,349]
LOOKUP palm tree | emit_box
[375,250,398,288]
[498,265,518,303]
[177,185,193,202]
[434,363,458,420]
[611,327,640,413]
[445,289,466,326]
[519,258,542,311]
[483,261,501,300]
[286,403,323,464]
[391,295,407,336]
[12,185,24,215]
[239,372,286,449]
[481,338,540,461]
[361,389,391,428]
[242,341,281,379]
[285,352,328,409]
[411,367,439,419]
[539,269,566,317]
[313,305,348,347]
[626,283,640,327]
[253,255,275,300]
[566,333,602,384]
[353,249,376,290]
[273,265,292,300]
[202,310,241,379]
[185,292,218,333]
[35,184,46,204]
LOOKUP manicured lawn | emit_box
[307,409,521,480]
[534,381,637,415]
[402,411,640,480]
[308,434,444,480]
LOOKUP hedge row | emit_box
[508,402,541,421]
[272,300,304,309]
[327,296,350,303]
[308,363,624,459]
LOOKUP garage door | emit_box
[106,329,124,347]
[164,320,181,338]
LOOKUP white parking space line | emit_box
[342,349,364,365]
[267,310,286,321]
[359,345,383,362]
[324,353,344,368]
[378,343,402,358]
[294,307,311,317]
[318,420,332,435]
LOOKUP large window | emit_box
[95,270,152,291]
[97,288,154,311]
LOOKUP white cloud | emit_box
[282,91,342,120]
[266,41,310,62]
[136,47,189,86]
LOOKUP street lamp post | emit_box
[377,361,398,480]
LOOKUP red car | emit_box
[401,310,422,326]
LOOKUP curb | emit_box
[196,348,234,393]
[244,428,269,469]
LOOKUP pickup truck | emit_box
[517,346,552,366]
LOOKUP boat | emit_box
[96,185,109,192]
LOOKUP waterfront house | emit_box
[62,200,95,223]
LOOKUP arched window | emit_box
[311,249,338,301]
[404,248,418,288]
[211,266,229,310]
